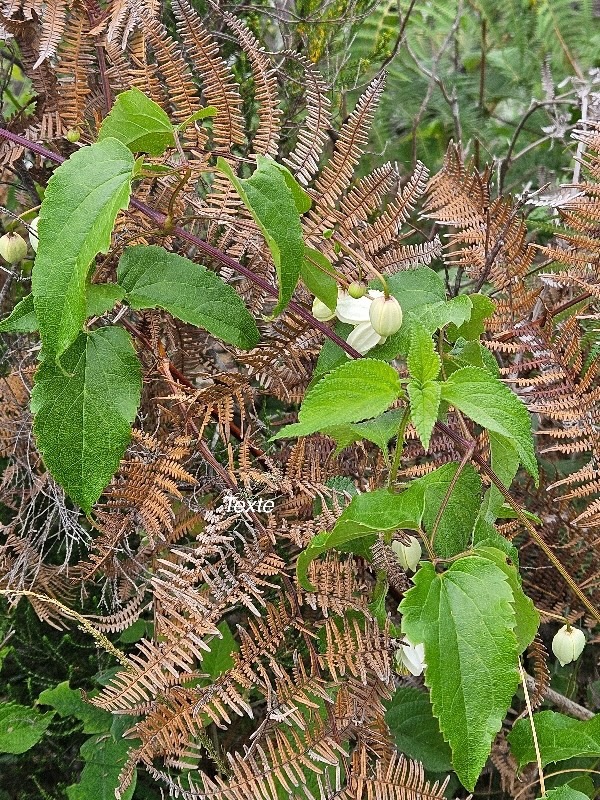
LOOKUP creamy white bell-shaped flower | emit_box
[552,624,586,666]
[346,320,386,355]
[335,289,384,325]
[29,216,39,253]
[312,297,336,321]
[395,639,426,676]
[369,294,403,337]
[391,536,422,572]
[0,232,27,264]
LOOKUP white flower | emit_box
[391,536,422,572]
[335,289,383,325]
[395,639,426,676]
[552,624,586,667]
[312,297,336,321]
[346,320,385,355]
[29,216,39,253]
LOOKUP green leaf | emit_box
[217,155,309,315]
[296,487,422,590]
[418,462,482,559]
[474,546,539,652]
[400,558,520,790]
[324,408,404,456]
[0,702,55,754]
[66,722,137,800]
[447,294,495,342]
[31,138,134,360]
[0,293,37,333]
[540,789,591,800]
[38,681,112,734]
[301,247,338,310]
[448,338,499,376]
[98,87,175,155]
[415,295,473,333]
[474,431,521,542]
[508,711,600,769]
[273,359,402,440]
[201,622,239,680]
[408,323,441,384]
[385,687,453,773]
[440,366,538,482]
[408,380,441,451]
[175,105,218,131]
[117,244,259,349]
[31,327,142,512]
[85,283,125,317]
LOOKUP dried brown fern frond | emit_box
[171,0,245,151]
[423,142,535,307]
[342,745,449,800]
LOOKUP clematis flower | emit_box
[395,639,426,676]
[552,624,586,667]
[346,320,386,354]
[335,288,383,325]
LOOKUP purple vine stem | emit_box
[0,128,361,359]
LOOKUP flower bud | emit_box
[29,217,39,253]
[65,128,80,143]
[369,294,403,337]
[395,639,426,676]
[391,536,422,572]
[552,624,585,667]
[346,320,385,355]
[312,297,336,321]
[348,281,367,299]
[0,232,28,264]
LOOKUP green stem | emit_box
[388,405,411,490]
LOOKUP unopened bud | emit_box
[0,232,28,264]
[369,294,403,337]
[65,128,80,143]
[552,624,585,666]
[312,297,335,321]
[391,536,422,572]
[348,281,367,299]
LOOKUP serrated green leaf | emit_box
[447,294,495,342]
[448,338,500,376]
[85,283,125,318]
[0,293,37,333]
[324,408,404,456]
[31,327,142,512]
[296,487,422,590]
[38,681,112,734]
[400,558,520,790]
[385,687,453,773]
[440,366,538,482]
[98,87,175,155]
[474,546,539,652]
[31,138,134,360]
[217,155,309,315]
[415,295,473,333]
[117,244,259,349]
[273,359,402,440]
[419,462,481,558]
[508,711,600,769]
[301,247,338,310]
[474,431,521,543]
[408,380,441,451]
[408,323,441,384]
[0,702,55,754]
